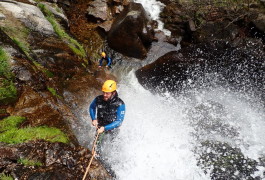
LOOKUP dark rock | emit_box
[0,141,112,179]
[107,2,155,59]
[251,13,265,33]
[159,1,187,37]
[98,20,113,32]
[192,20,240,43]
[197,141,258,179]
[135,40,264,99]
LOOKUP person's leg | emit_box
[95,129,120,177]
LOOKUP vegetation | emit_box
[1,22,30,47]
[177,0,261,28]
[12,38,32,60]
[18,158,42,167]
[0,47,10,77]
[33,61,54,78]
[0,47,17,105]
[178,0,257,9]
[0,173,13,180]
[0,116,69,144]
[12,38,54,77]
[47,87,62,98]
[37,3,87,59]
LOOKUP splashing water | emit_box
[95,70,265,180]
[134,0,171,36]
[99,71,209,180]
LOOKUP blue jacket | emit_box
[89,93,125,131]
[99,56,112,67]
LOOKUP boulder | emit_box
[107,2,155,59]
[87,0,109,21]
[0,0,54,35]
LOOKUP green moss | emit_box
[0,47,17,105]
[0,116,25,132]
[38,3,87,59]
[1,24,30,46]
[18,158,43,167]
[0,116,69,144]
[47,87,62,98]
[33,61,54,78]
[12,38,32,61]
[0,79,17,103]
[0,173,13,180]
[0,109,7,114]
[0,47,10,78]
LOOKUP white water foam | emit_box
[99,71,209,180]
[95,70,265,180]
[134,0,171,36]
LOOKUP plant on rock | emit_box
[0,47,17,105]
[0,116,69,144]
[18,158,43,167]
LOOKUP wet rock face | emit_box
[0,141,112,180]
[107,2,155,59]
[136,40,264,97]
[0,0,54,35]
[197,141,259,179]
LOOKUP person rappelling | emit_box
[89,80,125,135]
[98,52,112,68]
[83,80,125,179]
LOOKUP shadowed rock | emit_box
[136,40,264,99]
[107,2,155,59]
[0,140,112,180]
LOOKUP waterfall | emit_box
[92,70,265,180]
[80,1,265,179]
[133,0,171,36]
[98,71,209,179]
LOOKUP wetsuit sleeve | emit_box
[99,58,103,66]
[89,98,97,120]
[106,57,112,66]
[104,104,125,131]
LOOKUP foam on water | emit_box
[95,70,265,180]
[134,0,171,36]
[99,71,209,180]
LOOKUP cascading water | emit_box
[133,0,171,36]
[79,1,265,179]
[98,71,209,179]
[93,69,264,180]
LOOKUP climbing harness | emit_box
[82,131,100,180]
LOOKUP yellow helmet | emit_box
[101,52,106,57]
[102,80,117,92]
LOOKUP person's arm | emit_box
[89,98,97,121]
[104,104,125,131]
[106,57,112,67]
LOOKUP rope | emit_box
[82,131,100,180]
